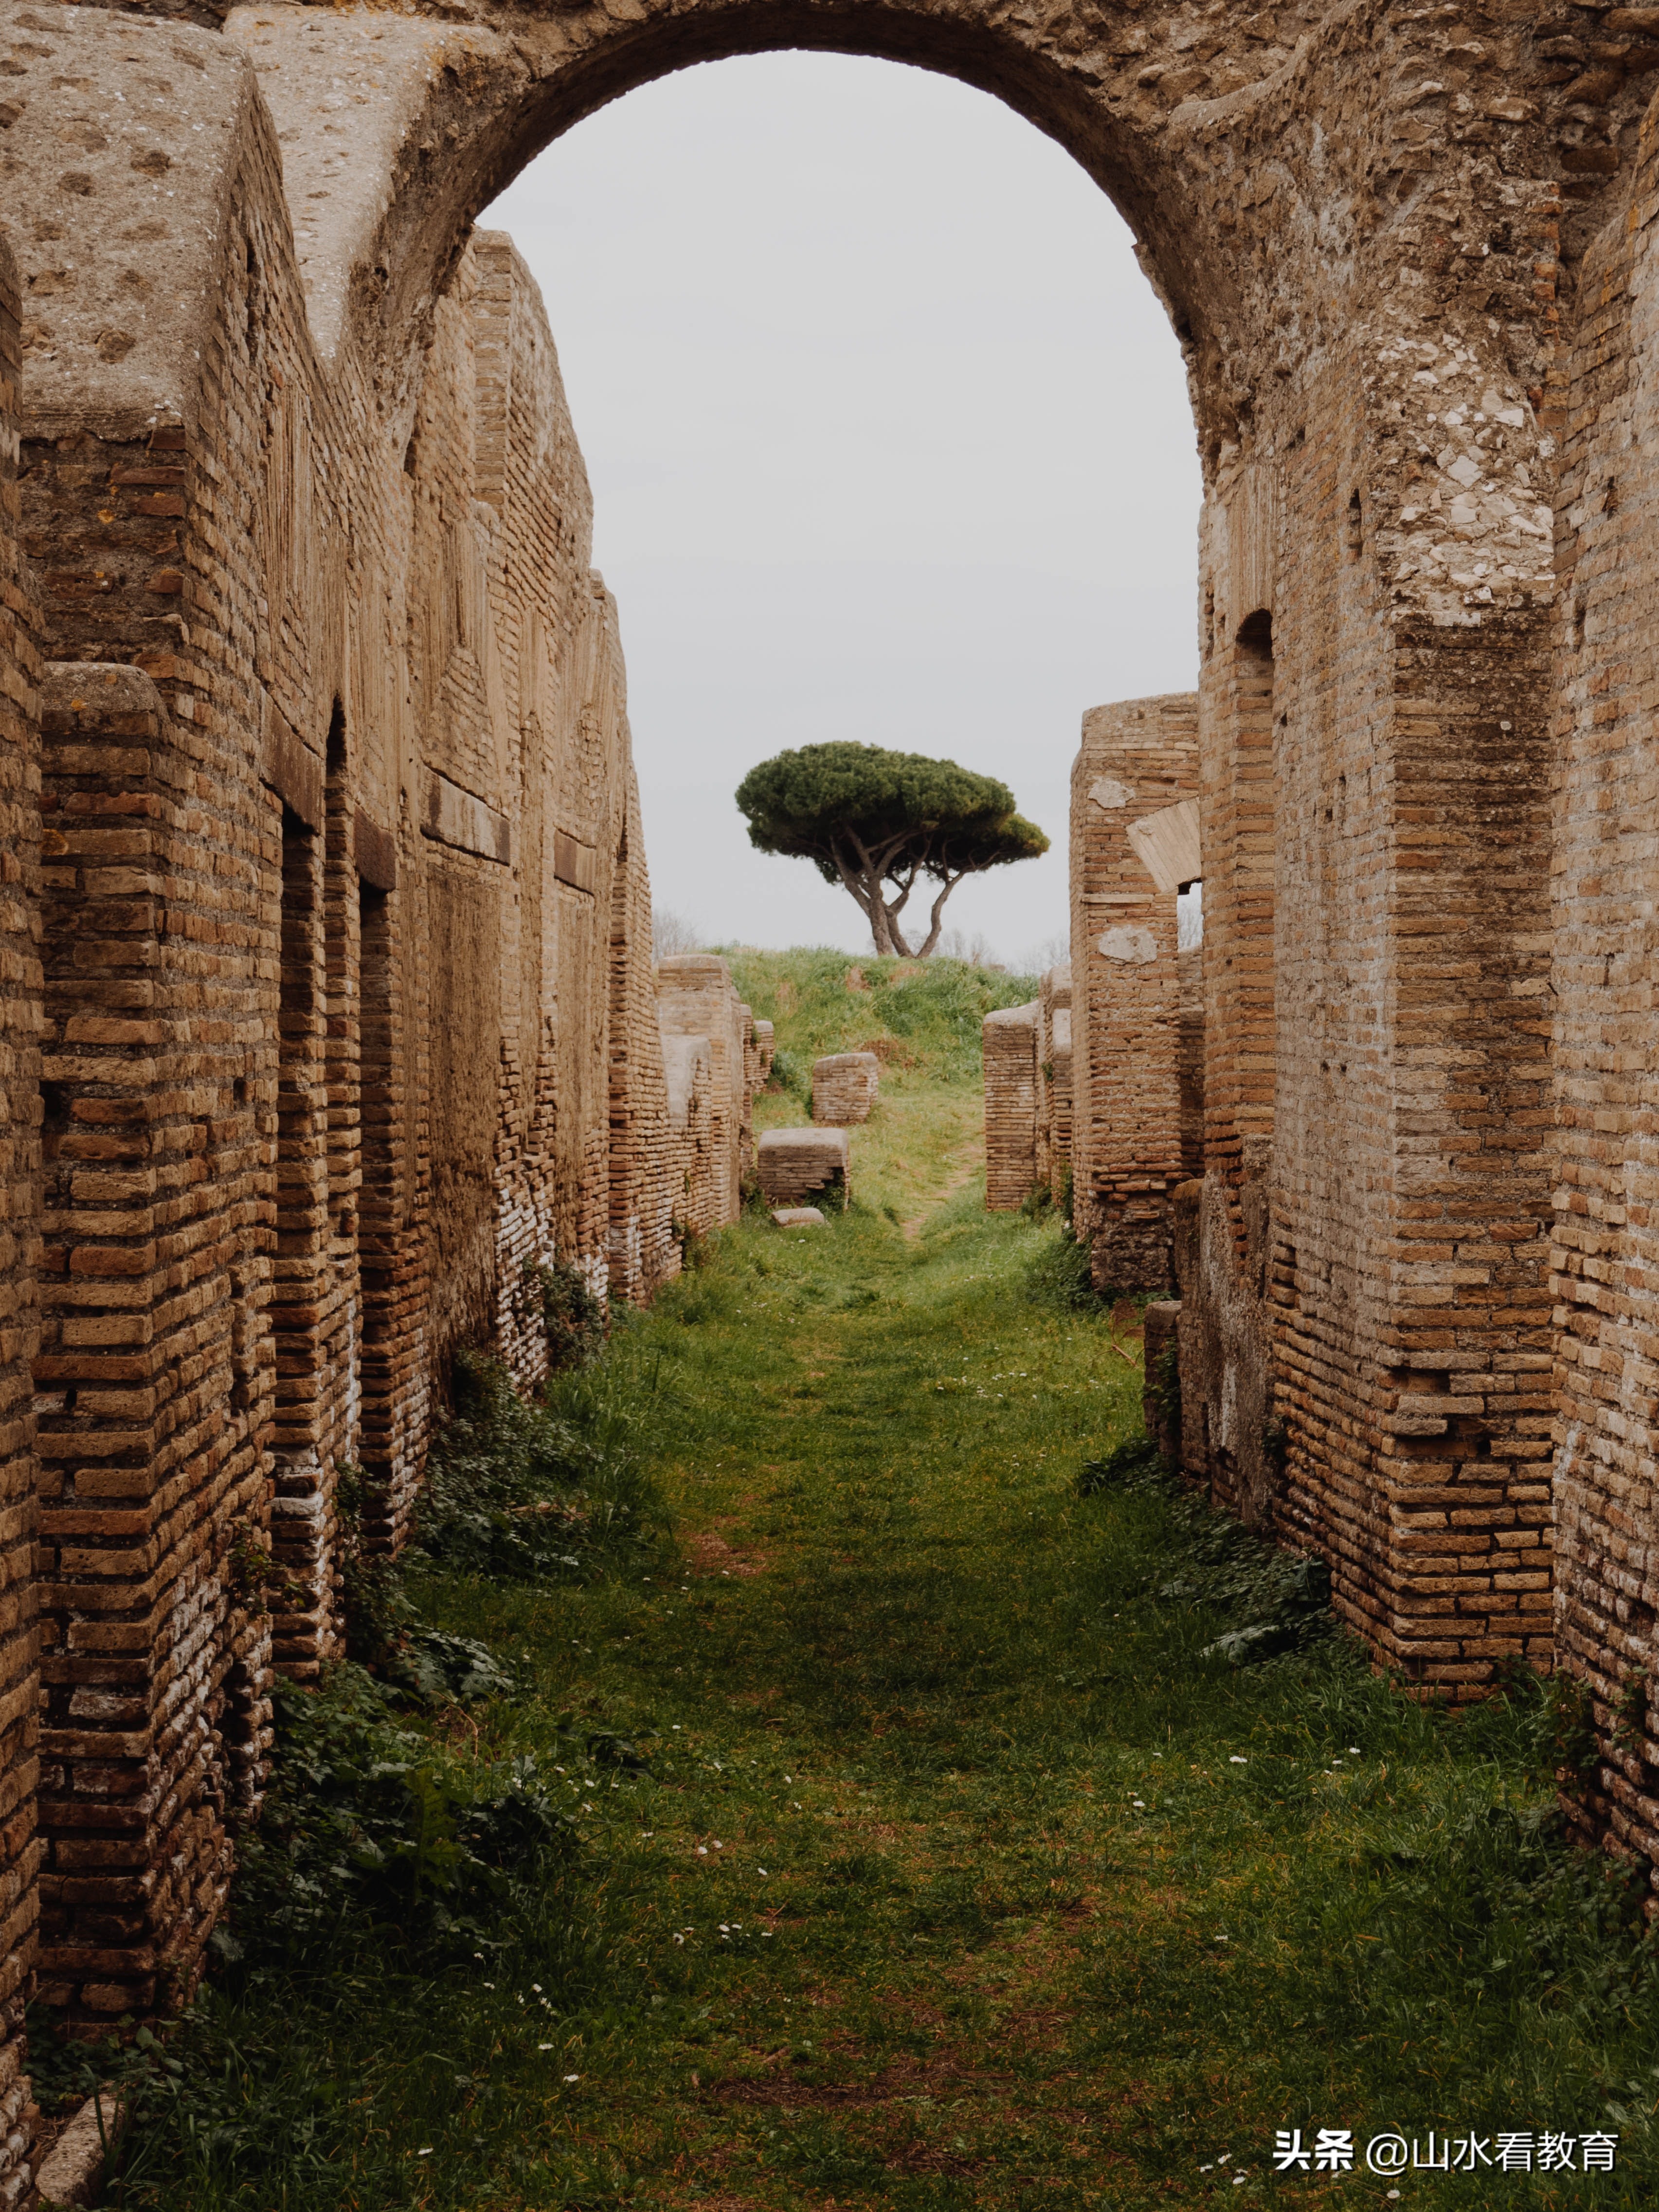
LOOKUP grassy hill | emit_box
[721,947,1040,1224]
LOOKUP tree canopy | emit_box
[734,742,1049,957]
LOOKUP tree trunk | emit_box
[913,874,962,958]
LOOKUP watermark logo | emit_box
[1271,2128,1618,2176]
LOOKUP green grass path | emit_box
[117,948,1659,2210]
[408,1187,1655,2212]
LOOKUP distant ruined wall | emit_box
[1035,964,1071,1201]
[1067,694,1198,1293]
[983,1003,1039,1212]
[655,955,759,1237]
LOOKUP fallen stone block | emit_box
[812,1051,880,1124]
[36,2087,126,2210]
[772,1207,826,1228]
[758,1127,849,1208]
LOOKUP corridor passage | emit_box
[109,957,1650,2210]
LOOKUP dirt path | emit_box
[898,1130,985,1239]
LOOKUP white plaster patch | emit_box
[1089,777,1135,810]
[1095,924,1158,964]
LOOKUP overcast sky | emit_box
[482,53,1201,970]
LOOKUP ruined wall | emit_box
[0,0,706,2055]
[655,955,758,1235]
[1067,695,1197,1292]
[0,231,40,2205]
[983,1003,1038,1212]
[1173,347,1556,1685]
[1034,963,1071,1201]
[1549,91,1659,1860]
[0,0,1657,2083]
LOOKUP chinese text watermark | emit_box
[1271,2129,1618,2176]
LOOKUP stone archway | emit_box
[2,0,1657,2114]
[222,0,1656,1767]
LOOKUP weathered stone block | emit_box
[811,1053,879,1126]
[757,1130,849,1210]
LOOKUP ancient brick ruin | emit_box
[1034,965,1072,1203]
[811,1052,879,1127]
[1067,695,1201,1287]
[2,0,1659,2179]
[982,1004,1040,1212]
[757,1128,849,1212]
[984,971,1073,1213]
[0,0,785,2124]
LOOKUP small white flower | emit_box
[672,1934,684,1946]
[1350,1747,1362,1755]
[417,2147,433,2158]
[698,1846,708,1856]
[564,2074,580,2083]
[714,1840,723,1850]
[531,1984,542,1993]
[758,1867,768,1875]
[483,1979,495,1987]
[539,2042,554,2050]
[1229,1756,1247,1765]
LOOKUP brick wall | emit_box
[0,231,41,2207]
[1,0,1658,2081]
[983,1004,1038,1212]
[1034,964,1070,1202]
[1550,92,1659,1859]
[1181,351,1556,1668]
[1067,696,1197,1293]
[655,956,761,1239]
[0,2,733,2050]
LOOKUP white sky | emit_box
[482,52,1201,970]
